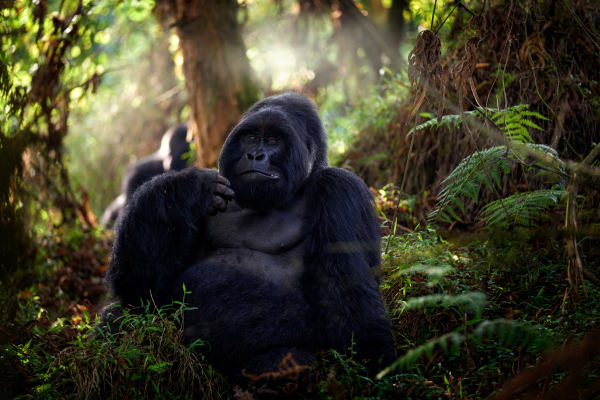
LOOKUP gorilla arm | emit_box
[105,167,234,308]
[121,158,164,200]
[302,168,396,366]
[99,194,126,226]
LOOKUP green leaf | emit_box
[520,118,544,130]
[478,190,563,229]
[452,319,484,332]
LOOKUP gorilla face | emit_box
[220,108,314,211]
[219,93,330,211]
[233,116,287,181]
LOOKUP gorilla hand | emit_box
[209,175,235,216]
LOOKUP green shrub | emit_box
[10,294,228,400]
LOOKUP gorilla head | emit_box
[218,93,329,211]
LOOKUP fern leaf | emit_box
[521,110,550,120]
[505,127,533,143]
[431,147,511,222]
[429,143,560,225]
[449,196,466,215]
[478,190,563,228]
[438,210,452,223]
[520,119,544,130]
[376,332,465,378]
[401,292,487,312]
[408,113,472,136]
[422,103,552,225]
[445,203,463,220]
[495,114,521,124]
[503,122,525,130]
[491,104,528,120]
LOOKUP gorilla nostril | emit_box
[255,153,266,161]
[246,152,254,160]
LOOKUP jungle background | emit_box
[2,0,600,398]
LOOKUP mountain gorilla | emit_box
[102,93,396,382]
[100,123,192,226]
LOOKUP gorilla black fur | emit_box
[100,123,191,225]
[102,93,396,382]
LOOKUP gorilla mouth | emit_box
[240,170,280,179]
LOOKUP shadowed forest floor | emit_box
[2,192,600,399]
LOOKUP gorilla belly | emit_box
[201,247,304,289]
[176,245,311,370]
[175,199,311,370]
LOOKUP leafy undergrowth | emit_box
[2,223,600,399]
[380,228,600,398]
[1,300,228,400]
[0,225,112,328]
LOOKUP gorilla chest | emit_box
[199,201,306,287]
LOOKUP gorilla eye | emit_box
[267,137,277,145]
[248,135,257,142]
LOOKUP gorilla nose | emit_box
[246,150,267,162]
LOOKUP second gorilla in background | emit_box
[102,93,396,382]
[100,123,191,225]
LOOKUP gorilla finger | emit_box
[211,195,223,208]
[215,175,231,187]
[214,184,235,200]
[208,207,218,216]
[212,196,227,212]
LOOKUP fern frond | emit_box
[408,104,547,147]
[520,119,544,130]
[408,112,478,136]
[521,110,550,120]
[400,292,487,314]
[492,104,549,143]
[377,318,553,379]
[478,190,563,228]
[418,103,553,225]
[431,146,511,219]
[490,103,529,118]
[474,319,552,350]
[429,143,562,225]
[376,332,465,379]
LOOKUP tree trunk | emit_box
[156,0,258,167]
[387,0,409,51]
